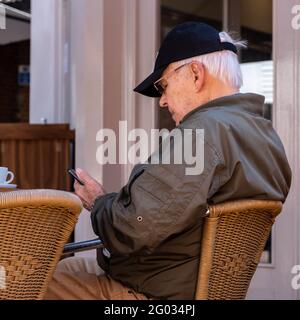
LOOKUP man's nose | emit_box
[159,94,168,108]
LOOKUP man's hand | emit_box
[74,168,106,211]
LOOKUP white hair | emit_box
[174,32,247,89]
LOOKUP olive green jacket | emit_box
[91,93,291,300]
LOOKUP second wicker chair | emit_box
[195,199,282,300]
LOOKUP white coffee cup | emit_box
[0,167,14,184]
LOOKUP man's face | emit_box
[158,62,199,125]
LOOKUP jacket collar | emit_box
[180,93,266,124]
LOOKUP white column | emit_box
[70,0,104,251]
[72,0,159,254]
[135,0,160,160]
[272,0,300,300]
[248,0,300,300]
[30,0,70,124]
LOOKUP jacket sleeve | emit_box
[91,134,223,256]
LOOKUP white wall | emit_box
[71,0,160,250]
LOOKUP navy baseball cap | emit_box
[134,22,237,98]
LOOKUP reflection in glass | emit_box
[160,0,223,131]
[160,0,274,264]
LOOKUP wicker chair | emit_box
[62,199,282,300]
[195,199,282,300]
[0,190,82,300]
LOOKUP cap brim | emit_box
[134,66,165,98]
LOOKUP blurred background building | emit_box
[0,0,299,299]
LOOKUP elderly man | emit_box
[45,22,291,300]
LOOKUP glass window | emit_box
[160,0,223,131]
[160,0,273,264]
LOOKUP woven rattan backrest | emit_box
[0,190,82,300]
[195,199,282,300]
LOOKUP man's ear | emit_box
[191,62,205,92]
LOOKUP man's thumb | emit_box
[76,168,89,180]
[76,168,95,183]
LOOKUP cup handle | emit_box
[6,171,14,184]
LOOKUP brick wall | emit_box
[0,40,30,123]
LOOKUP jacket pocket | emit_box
[123,168,145,208]
[134,171,172,205]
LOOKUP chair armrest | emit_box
[62,239,103,256]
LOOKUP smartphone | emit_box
[68,169,85,186]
